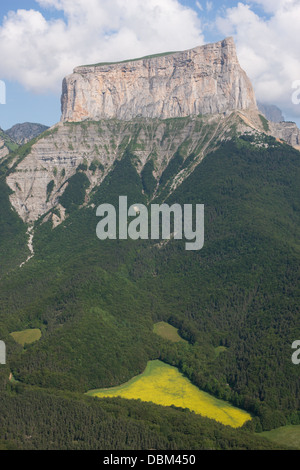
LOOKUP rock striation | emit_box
[6,115,232,223]
[61,37,257,122]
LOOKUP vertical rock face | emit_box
[61,37,257,122]
[269,121,300,149]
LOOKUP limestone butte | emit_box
[61,37,257,122]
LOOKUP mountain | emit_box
[61,37,257,121]
[5,122,49,145]
[0,38,299,450]
[5,111,267,225]
[257,102,285,123]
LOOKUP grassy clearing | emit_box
[10,329,41,347]
[86,360,252,428]
[153,322,186,343]
[259,114,270,132]
[214,346,228,357]
[260,425,300,450]
[80,50,178,68]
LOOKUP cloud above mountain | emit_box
[0,0,203,93]
[217,0,300,119]
[0,0,299,123]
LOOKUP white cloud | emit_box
[0,0,204,93]
[206,1,213,13]
[248,0,298,14]
[1,0,299,124]
[216,1,300,120]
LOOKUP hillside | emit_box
[0,128,19,159]
[0,127,299,449]
[0,38,299,450]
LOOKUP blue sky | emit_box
[0,0,299,130]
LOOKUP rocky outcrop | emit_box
[269,121,300,150]
[0,135,9,159]
[6,112,248,224]
[5,122,49,145]
[0,128,18,158]
[61,37,257,122]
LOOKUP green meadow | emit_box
[153,322,186,343]
[10,329,42,347]
[261,425,300,450]
[87,360,252,428]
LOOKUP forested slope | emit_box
[0,130,299,449]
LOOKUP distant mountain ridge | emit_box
[257,102,285,123]
[5,122,49,145]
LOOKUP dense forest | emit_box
[0,131,299,449]
[0,377,284,450]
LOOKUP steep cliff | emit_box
[61,37,257,122]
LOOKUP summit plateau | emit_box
[61,37,257,122]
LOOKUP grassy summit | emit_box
[78,50,178,68]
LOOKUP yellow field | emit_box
[87,360,252,428]
[10,328,41,347]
